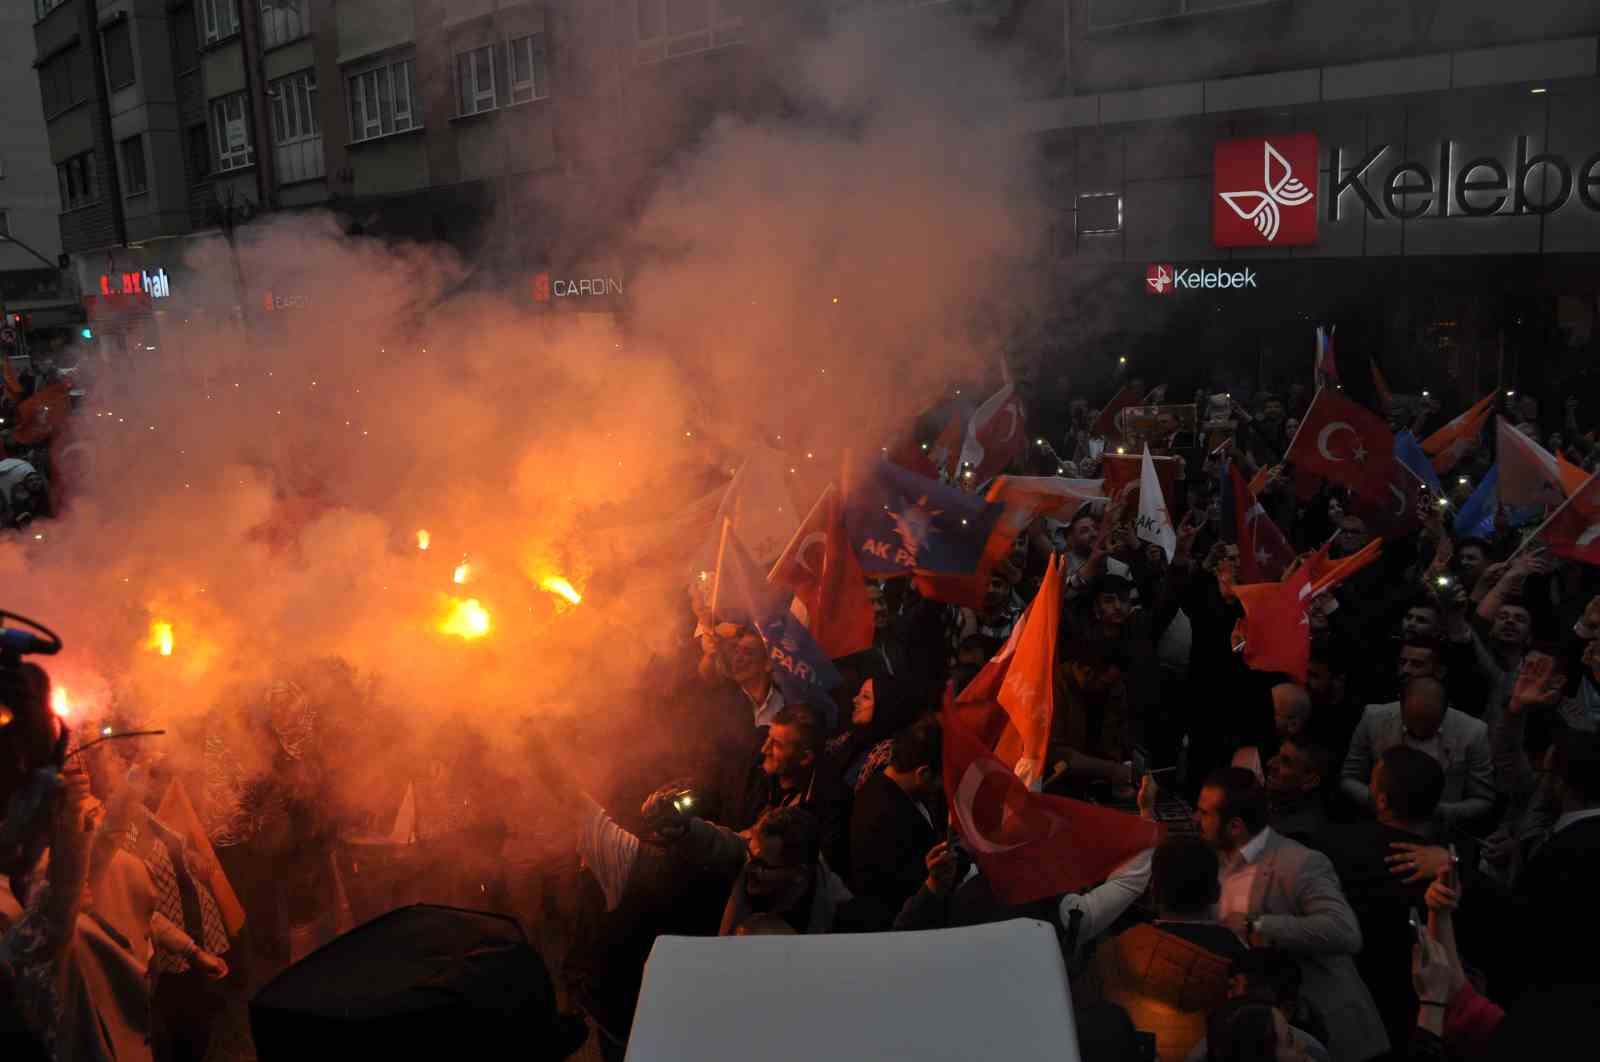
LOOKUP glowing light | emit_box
[416,530,431,551]
[51,687,71,718]
[438,598,492,640]
[539,575,583,606]
[453,562,471,585]
[147,620,174,657]
[1116,446,1127,455]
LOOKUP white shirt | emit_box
[1218,827,1273,920]
[1057,848,1154,949]
[750,683,784,729]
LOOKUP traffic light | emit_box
[80,326,93,340]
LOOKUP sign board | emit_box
[1146,263,1258,295]
[226,118,248,152]
[1214,134,1319,247]
[530,271,624,304]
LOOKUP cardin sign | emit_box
[531,272,624,303]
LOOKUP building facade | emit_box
[1029,0,1600,411]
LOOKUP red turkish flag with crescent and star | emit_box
[1285,387,1395,502]
[942,697,1161,905]
[769,483,875,660]
[1541,471,1600,566]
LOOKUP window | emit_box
[454,45,497,116]
[34,0,69,19]
[259,0,308,51]
[119,136,148,195]
[269,69,324,184]
[187,123,211,180]
[1076,193,1122,236]
[347,56,420,143]
[508,33,549,104]
[37,46,83,117]
[56,152,97,209]
[172,4,200,73]
[1088,0,1282,31]
[211,92,254,171]
[103,20,135,89]
[634,0,746,61]
[201,0,240,43]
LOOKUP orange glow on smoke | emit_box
[539,575,582,606]
[438,597,492,640]
[147,620,175,656]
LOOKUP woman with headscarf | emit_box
[824,674,924,791]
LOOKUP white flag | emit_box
[690,444,801,579]
[1135,445,1176,560]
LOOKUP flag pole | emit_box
[1504,470,1600,565]
[710,517,732,616]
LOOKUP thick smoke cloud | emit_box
[4,14,1050,816]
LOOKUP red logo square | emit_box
[1145,264,1174,296]
[1213,134,1319,247]
[531,272,551,303]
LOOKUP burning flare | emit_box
[51,687,71,718]
[147,620,175,657]
[416,529,431,551]
[539,575,583,606]
[438,597,492,640]
[453,562,471,585]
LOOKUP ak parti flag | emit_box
[1285,386,1395,502]
[1422,392,1494,473]
[943,697,1161,905]
[769,484,875,660]
[1496,416,1586,509]
[952,553,1064,788]
[841,456,1002,577]
[713,524,843,717]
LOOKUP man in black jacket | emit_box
[728,704,853,877]
[1512,729,1600,989]
[1316,745,1442,1052]
[848,717,943,917]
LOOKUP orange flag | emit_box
[953,553,1063,788]
[1421,392,1494,473]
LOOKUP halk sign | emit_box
[1329,136,1600,221]
[1214,134,1319,247]
[1146,263,1259,295]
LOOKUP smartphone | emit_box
[1408,906,1423,935]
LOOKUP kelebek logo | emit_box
[1214,134,1319,247]
[1145,264,1174,296]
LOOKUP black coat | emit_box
[1513,814,1600,988]
[848,770,937,915]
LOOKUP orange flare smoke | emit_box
[438,597,491,640]
[147,620,175,656]
[539,575,582,606]
[51,687,71,718]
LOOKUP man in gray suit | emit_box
[1340,674,1494,827]
[1195,767,1387,1062]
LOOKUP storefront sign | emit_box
[1145,263,1258,295]
[531,272,623,302]
[260,291,309,311]
[1214,135,1319,247]
[1329,136,1600,221]
[100,269,171,299]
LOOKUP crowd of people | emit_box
[5,366,1600,1062]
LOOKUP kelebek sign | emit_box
[1213,134,1320,247]
[1146,263,1258,295]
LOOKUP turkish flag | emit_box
[960,384,1028,483]
[951,553,1063,788]
[1285,387,1395,501]
[1092,385,1143,439]
[886,408,963,481]
[1354,456,1423,539]
[1541,472,1600,565]
[769,484,875,659]
[1233,539,1383,683]
[1224,463,1294,583]
[943,697,1161,905]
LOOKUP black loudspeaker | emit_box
[249,904,587,1061]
